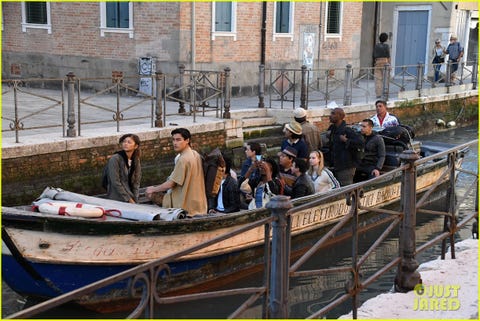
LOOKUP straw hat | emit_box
[284,121,302,135]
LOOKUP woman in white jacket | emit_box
[307,150,340,193]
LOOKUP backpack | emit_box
[203,148,226,198]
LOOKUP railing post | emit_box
[382,64,390,101]
[415,62,423,91]
[223,67,231,119]
[155,71,164,127]
[300,65,307,109]
[66,72,76,137]
[267,195,292,319]
[258,64,265,108]
[445,61,452,87]
[458,61,465,85]
[343,64,353,106]
[395,150,421,292]
[178,64,186,114]
[472,55,478,90]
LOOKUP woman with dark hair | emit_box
[373,32,391,98]
[247,157,284,209]
[105,133,141,203]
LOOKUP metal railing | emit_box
[2,66,231,142]
[5,140,477,319]
[262,57,478,108]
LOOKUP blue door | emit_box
[395,10,428,76]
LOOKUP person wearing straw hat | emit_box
[281,120,308,160]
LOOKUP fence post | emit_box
[300,65,307,109]
[343,64,353,106]
[382,64,390,101]
[66,72,76,137]
[178,64,186,114]
[415,62,423,91]
[472,55,478,90]
[258,64,265,108]
[458,61,465,85]
[267,195,292,319]
[223,67,231,119]
[395,150,421,292]
[445,61,452,87]
[155,71,164,127]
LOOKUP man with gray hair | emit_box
[294,107,322,154]
[445,34,464,81]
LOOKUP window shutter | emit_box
[215,2,232,32]
[26,2,47,24]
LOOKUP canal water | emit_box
[2,125,477,319]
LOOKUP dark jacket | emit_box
[208,175,241,213]
[361,132,386,170]
[325,121,365,171]
[106,151,141,202]
[291,173,315,199]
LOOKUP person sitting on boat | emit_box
[278,146,298,195]
[281,121,309,161]
[248,157,283,209]
[237,141,263,209]
[307,150,340,193]
[104,133,142,203]
[324,108,365,186]
[370,100,400,129]
[208,157,240,214]
[145,128,207,215]
[293,107,322,154]
[354,119,386,182]
[290,158,315,199]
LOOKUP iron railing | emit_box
[5,140,477,319]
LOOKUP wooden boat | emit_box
[1,140,467,312]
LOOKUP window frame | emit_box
[100,1,134,38]
[212,2,237,40]
[273,1,294,42]
[324,1,343,39]
[21,1,52,34]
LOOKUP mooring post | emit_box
[154,71,164,127]
[267,195,292,319]
[395,150,421,292]
[66,72,76,137]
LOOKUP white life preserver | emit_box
[37,201,105,218]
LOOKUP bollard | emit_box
[382,64,390,101]
[300,65,307,109]
[395,150,421,292]
[343,64,353,106]
[223,67,231,119]
[445,61,451,87]
[66,72,76,137]
[266,195,292,319]
[258,64,265,108]
[178,64,186,114]
[472,55,478,90]
[154,72,164,127]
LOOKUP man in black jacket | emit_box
[354,119,386,182]
[324,108,365,186]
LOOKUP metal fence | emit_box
[263,58,478,108]
[5,140,477,319]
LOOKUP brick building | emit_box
[1,1,363,95]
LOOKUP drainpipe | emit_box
[317,1,323,70]
[191,2,196,70]
[260,1,267,65]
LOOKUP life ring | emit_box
[37,201,105,218]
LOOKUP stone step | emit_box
[241,116,278,128]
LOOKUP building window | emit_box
[212,2,237,40]
[273,1,294,41]
[21,2,51,34]
[100,2,134,38]
[325,2,342,37]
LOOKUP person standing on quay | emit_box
[373,32,391,99]
[445,34,464,82]
[146,128,207,215]
[105,133,142,203]
[293,107,322,154]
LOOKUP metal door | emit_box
[395,10,428,76]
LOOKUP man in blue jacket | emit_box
[324,108,365,186]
